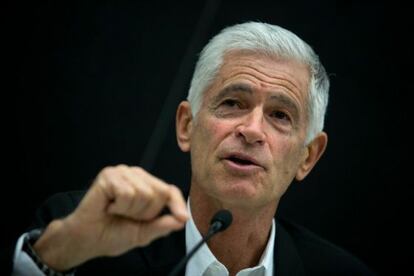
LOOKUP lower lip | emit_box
[222,159,264,174]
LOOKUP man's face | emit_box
[183,51,313,210]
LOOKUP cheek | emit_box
[269,137,303,177]
[190,119,231,184]
[200,117,230,146]
[191,118,222,161]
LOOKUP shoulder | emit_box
[276,218,375,276]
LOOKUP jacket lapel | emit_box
[274,220,306,276]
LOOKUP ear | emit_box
[176,101,193,152]
[295,132,328,181]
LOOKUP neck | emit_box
[189,189,277,275]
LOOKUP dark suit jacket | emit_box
[25,191,375,276]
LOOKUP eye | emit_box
[213,98,245,117]
[221,99,240,108]
[270,110,291,122]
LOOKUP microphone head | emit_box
[210,209,233,232]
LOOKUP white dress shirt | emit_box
[185,200,275,276]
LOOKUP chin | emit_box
[218,181,261,203]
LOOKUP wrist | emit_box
[23,228,76,275]
[33,219,81,271]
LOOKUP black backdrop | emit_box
[3,0,410,275]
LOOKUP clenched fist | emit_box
[33,165,188,271]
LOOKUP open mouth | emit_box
[227,156,256,166]
[220,151,265,171]
[222,153,265,173]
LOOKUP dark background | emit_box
[3,0,410,275]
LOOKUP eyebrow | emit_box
[213,83,300,115]
[212,83,253,103]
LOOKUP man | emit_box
[12,22,374,275]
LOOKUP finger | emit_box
[120,166,188,222]
[117,166,158,219]
[106,174,138,217]
[134,190,168,221]
[135,214,186,246]
[166,185,188,222]
[128,167,172,220]
[72,166,134,222]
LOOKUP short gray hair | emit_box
[187,22,329,144]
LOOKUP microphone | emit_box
[168,209,233,276]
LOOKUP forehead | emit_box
[206,50,310,103]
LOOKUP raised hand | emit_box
[33,165,188,271]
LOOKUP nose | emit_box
[235,108,266,145]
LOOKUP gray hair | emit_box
[187,22,329,144]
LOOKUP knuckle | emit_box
[122,189,135,199]
[131,166,145,175]
[140,186,155,200]
[159,184,172,197]
[118,186,135,199]
[154,182,170,195]
[100,166,115,177]
[96,167,116,186]
[116,164,129,171]
[168,184,181,195]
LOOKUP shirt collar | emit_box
[185,199,276,276]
